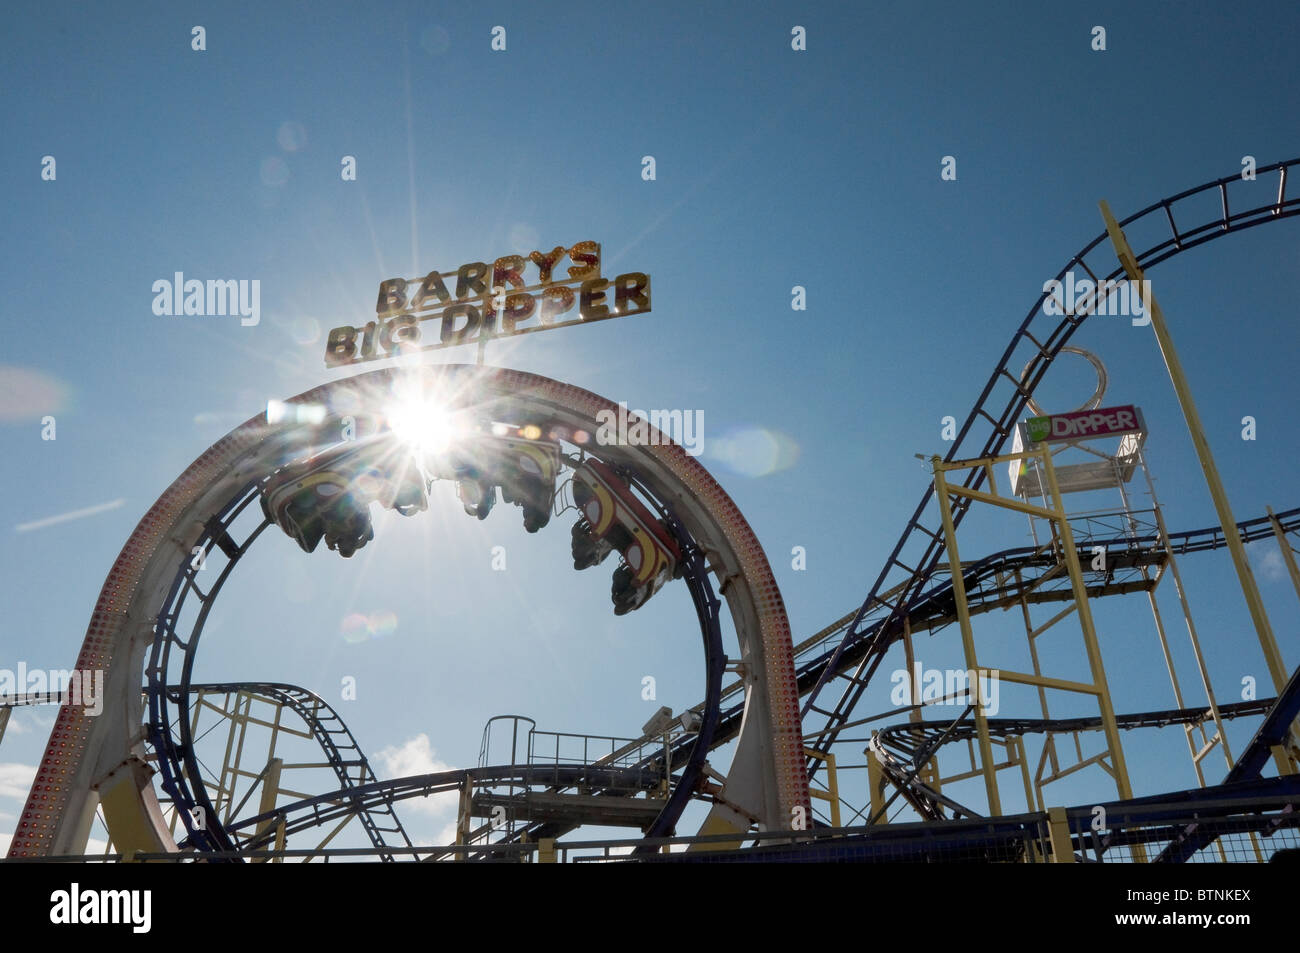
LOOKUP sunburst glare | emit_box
[383,384,464,458]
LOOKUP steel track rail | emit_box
[800,158,1300,778]
[229,762,664,850]
[175,682,415,859]
[652,502,1300,775]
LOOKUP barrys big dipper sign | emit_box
[325,241,650,367]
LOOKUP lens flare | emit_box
[707,426,800,478]
[368,609,398,638]
[340,613,370,643]
[260,155,289,187]
[0,366,70,422]
[341,610,398,642]
[384,396,459,455]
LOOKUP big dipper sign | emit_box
[325,241,650,367]
[1025,405,1144,443]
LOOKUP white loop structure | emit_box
[1021,345,1108,417]
[8,365,809,858]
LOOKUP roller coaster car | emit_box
[570,518,614,569]
[570,459,682,615]
[436,434,560,532]
[261,439,429,557]
[455,472,496,521]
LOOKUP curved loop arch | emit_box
[10,365,809,858]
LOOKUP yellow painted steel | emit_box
[1016,567,1059,785]
[866,748,888,824]
[931,444,1143,852]
[946,483,1059,521]
[1046,807,1076,863]
[538,837,556,863]
[1101,201,1290,696]
[96,757,171,860]
[251,758,283,864]
[803,748,841,827]
[1272,746,1297,775]
[994,670,1101,695]
[1134,454,1235,777]
[455,775,473,859]
[933,459,1002,816]
[1142,570,1224,779]
[689,812,747,850]
[1267,506,1300,604]
[1014,738,1035,815]
[1038,446,1138,804]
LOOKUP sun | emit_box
[383,393,461,457]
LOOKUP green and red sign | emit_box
[1025,405,1143,444]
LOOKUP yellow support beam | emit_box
[1046,807,1076,863]
[1040,447,1137,806]
[1101,201,1288,694]
[251,758,283,864]
[96,757,172,861]
[945,483,1060,521]
[994,669,1101,695]
[934,459,1002,816]
[1272,746,1297,775]
[455,775,473,860]
[866,748,888,824]
[932,441,1142,849]
[1015,738,1035,816]
[938,449,1043,472]
[1267,506,1300,605]
[803,748,842,827]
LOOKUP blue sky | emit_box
[2,0,1299,853]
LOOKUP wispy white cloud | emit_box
[15,499,125,533]
[0,762,37,800]
[1258,542,1288,582]
[374,733,449,777]
[435,819,460,845]
[373,733,457,818]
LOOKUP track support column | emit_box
[251,758,283,863]
[1046,807,1075,863]
[866,748,888,824]
[1266,506,1300,605]
[1101,202,1290,697]
[933,459,1002,816]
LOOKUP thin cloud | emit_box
[1258,543,1288,582]
[0,762,37,800]
[15,499,125,533]
[373,733,458,818]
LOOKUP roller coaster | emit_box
[5,157,1300,863]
